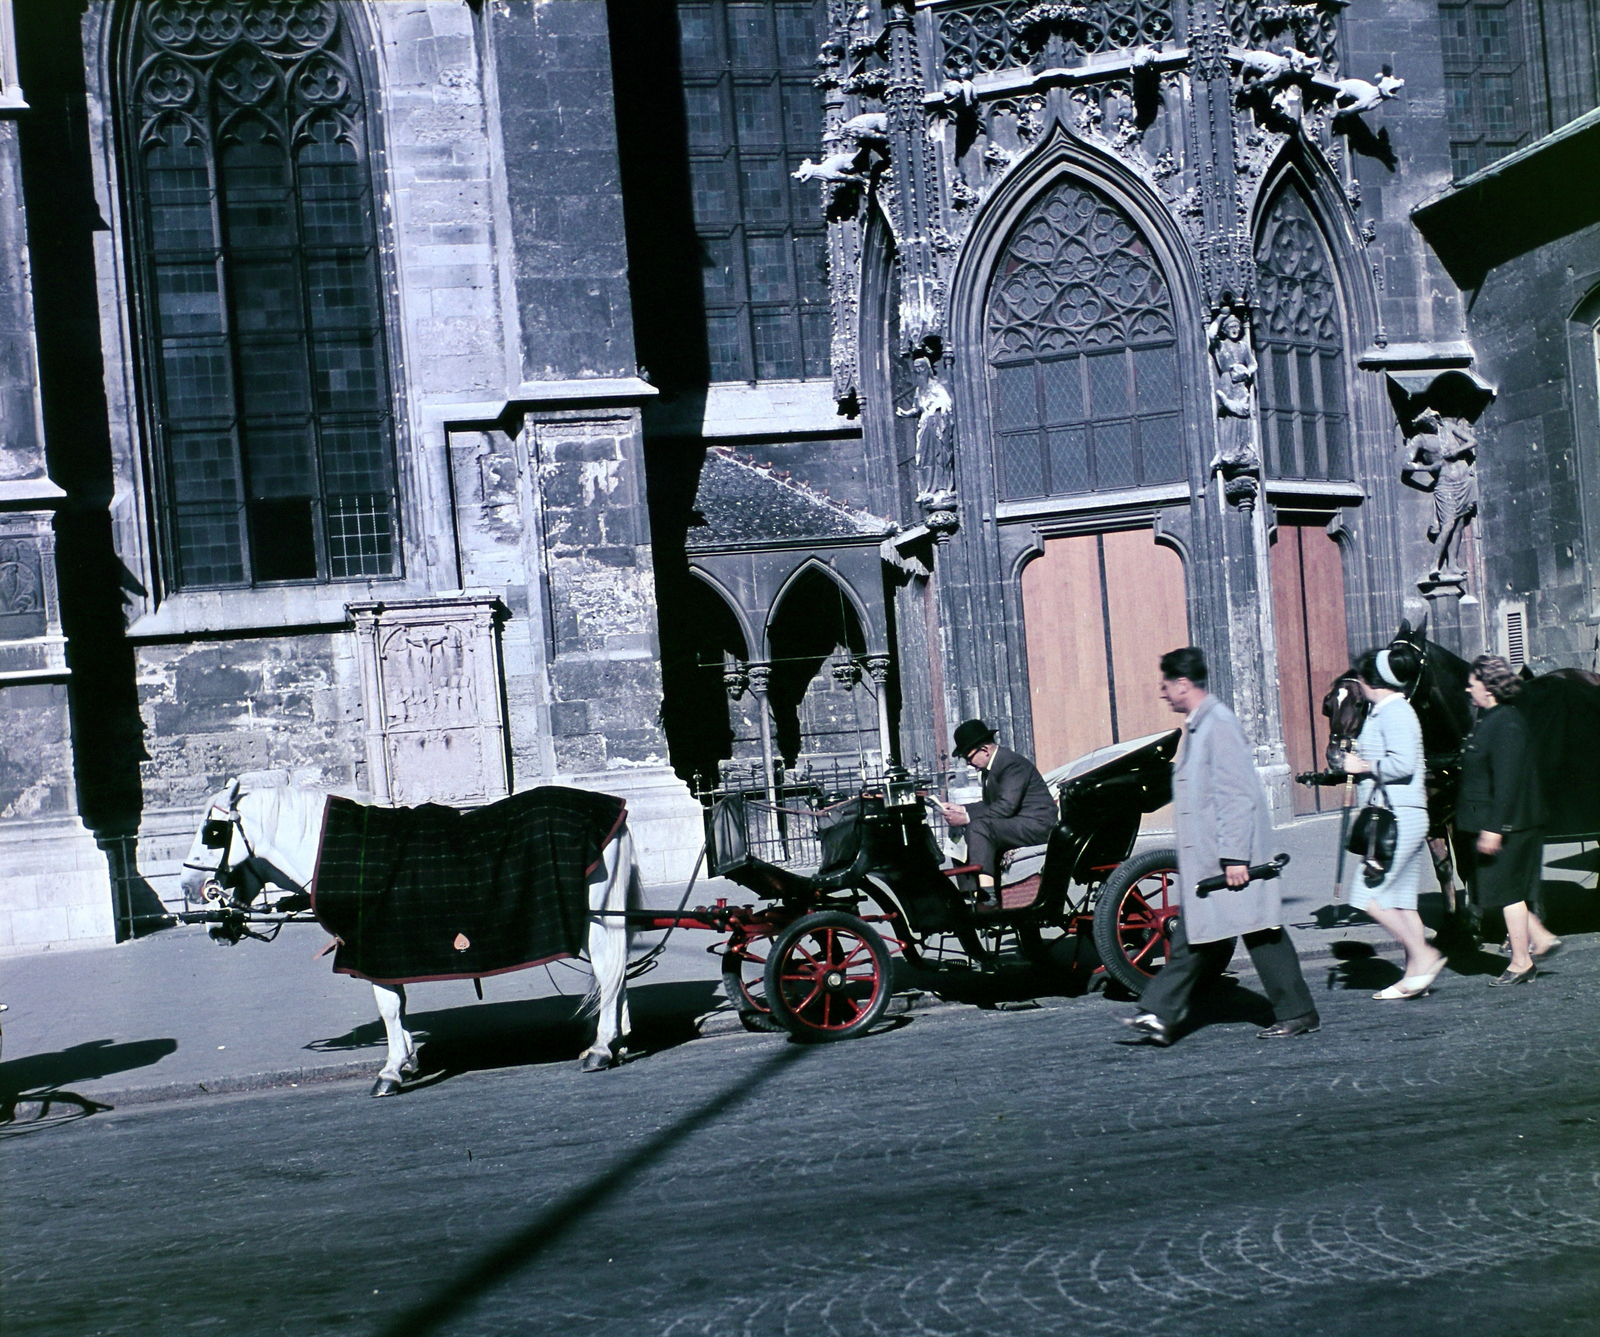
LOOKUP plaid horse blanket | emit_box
[311,787,627,985]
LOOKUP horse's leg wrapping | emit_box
[373,982,416,1082]
[578,827,634,1070]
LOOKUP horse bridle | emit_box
[182,804,258,899]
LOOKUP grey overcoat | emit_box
[1171,693,1279,944]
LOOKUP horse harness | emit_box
[182,803,259,903]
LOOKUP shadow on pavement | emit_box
[0,1037,175,1133]
[306,981,723,1088]
[378,1044,809,1337]
[0,1036,177,1100]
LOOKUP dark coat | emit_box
[1455,704,1547,835]
[969,746,1057,830]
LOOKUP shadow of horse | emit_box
[305,981,722,1091]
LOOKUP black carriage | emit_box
[670,731,1184,1042]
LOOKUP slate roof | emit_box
[686,448,895,549]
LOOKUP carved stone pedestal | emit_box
[1419,580,1483,661]
[348,594,510,808]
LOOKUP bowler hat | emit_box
[952,719,996,758]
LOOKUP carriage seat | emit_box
[998,842,1050,887]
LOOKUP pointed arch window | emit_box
[987,181,1182,499]
[1253,186,1352,481]
[121,0,398,590]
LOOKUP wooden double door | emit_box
[1021,518,1350,821]
[1021,527,1189,776]
[1270,516,1350,815]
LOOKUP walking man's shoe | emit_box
[1257,1011,1320,1039]
[1121,1012,1172,1046]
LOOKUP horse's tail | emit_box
[580,825,636,1019]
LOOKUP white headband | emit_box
[1375,649,1405,689]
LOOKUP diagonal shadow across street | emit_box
[377,1042,811,1337]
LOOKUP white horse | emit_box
[178,781,637,1095]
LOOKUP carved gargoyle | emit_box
[792,151,867,184]
[1316,66,1404,118]
[1235,46,1321,120]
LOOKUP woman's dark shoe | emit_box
[1488,964,1537,986]
[1258,1011,1321,1039]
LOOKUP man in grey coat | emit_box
[1122,647,1319,1046]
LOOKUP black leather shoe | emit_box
[1120,1013,1172,1046]
[1488,964,1537,986]
[1257,1011,1321,1039]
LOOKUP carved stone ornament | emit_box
[0,512,66,681]
[1403,409,1479,585]
[1208,307,1262,505]
[349,595,510,807]
[723,660,751,701]
[895,354,957,502]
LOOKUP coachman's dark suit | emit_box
[960,747,1058,879]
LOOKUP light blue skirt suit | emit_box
[1351,693,1430,912]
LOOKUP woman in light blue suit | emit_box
[1340,646,1448,1000]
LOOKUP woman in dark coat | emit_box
[1458,655,1557,985]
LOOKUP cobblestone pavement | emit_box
[4,943,1597,1337]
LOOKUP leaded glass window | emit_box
[676,1,829,382]
[121,0,398,589]
[986,181,1181,499]
[1437,1,1531,180]
[1253,187,1351,481]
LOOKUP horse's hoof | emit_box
[578,1050,614,1073]
[370,1077,403,1098]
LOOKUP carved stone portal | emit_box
[349,595,510,807]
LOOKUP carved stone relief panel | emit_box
[0,510,66,680]
[348,595,510,807]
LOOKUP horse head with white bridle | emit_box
[178,781,637,1094]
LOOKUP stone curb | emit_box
[32,939,1584,1111]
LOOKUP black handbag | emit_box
[1346,779,1398,886]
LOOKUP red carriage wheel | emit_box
[1092,847,1181,996]
[762,910,893,1042]
[721,936,785,1033]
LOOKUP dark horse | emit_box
[1303,619,1600,938]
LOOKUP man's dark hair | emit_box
[1159,646,1208,685]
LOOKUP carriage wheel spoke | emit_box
[1128,933,1163,967]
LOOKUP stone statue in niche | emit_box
[896,353,955,506]
[1208,310,1260,497]
[1404,408,1479,583]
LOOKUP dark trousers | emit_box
[962,813,1055,879]
[1139,916,1316,1027]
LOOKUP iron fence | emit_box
[702,756,952,869]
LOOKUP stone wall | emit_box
[1463,227,1600,665]
[492,0,637,381]
[134,636,367,812]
